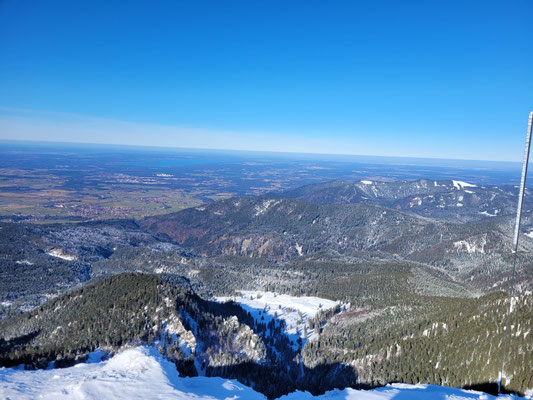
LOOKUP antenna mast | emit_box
[498,111,533,393]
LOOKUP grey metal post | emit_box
[498,111,533,393]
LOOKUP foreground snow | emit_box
[0,347,264,400]
[0,347,527,400]
[283,384,526,399]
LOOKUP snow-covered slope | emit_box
[0,347,527,400]
[0,347,265,400]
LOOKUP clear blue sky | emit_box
[1,0,532,161]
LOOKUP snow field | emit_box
[216,291,340,344]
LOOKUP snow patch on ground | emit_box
[453,238,486,254]
[254,200,280,216]
[0,348,527,400]
[361,180,373,185]
[453,180,477,190]
[47,248,77,261]
[410,197,422,207]
[480,211,498,217]
[15,260,33,265]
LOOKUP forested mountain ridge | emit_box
[276,179,532,222]
[0,273,356,398]
[141,198,436,259]
[1,273,531,397]
[140,185,533,292]
[304,292,533,395]
[0,274,268,382]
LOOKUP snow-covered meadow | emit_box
[0,346,528,400]
[216,291,341,346]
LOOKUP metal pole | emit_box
[498,111,533,393]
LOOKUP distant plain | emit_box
[0,141,523,223]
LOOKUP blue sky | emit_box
[0,0,532,161]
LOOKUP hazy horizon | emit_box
[0,137,525,168]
